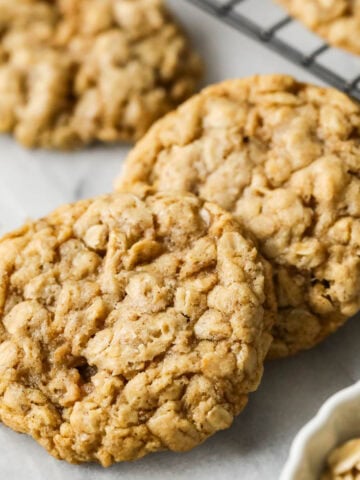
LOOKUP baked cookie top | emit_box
[0,0,202,149]
[277,0,360,55]
[116,74,360,358]
[0,191,273,466]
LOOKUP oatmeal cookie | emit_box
[116,74,360,358]
[277,0,360,55]
[0,0,202,149]
[0,191,273,465]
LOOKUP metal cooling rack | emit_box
[186,0,360,101]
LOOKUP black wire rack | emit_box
[186,0,360,101]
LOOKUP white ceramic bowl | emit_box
[280,381,360,480]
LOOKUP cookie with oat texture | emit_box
[116,74,360,358]
[277,0,360,55]
[0,0,202,149]
[0,191,274,465]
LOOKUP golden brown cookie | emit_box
[0,0,202,149]
[0,191,274,465]
[116,74,360,358]
[277,0,360,55]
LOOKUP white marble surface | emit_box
[1,1,360,479]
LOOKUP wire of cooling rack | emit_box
[186,0,360,101]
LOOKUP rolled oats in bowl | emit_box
[322,439,360,480]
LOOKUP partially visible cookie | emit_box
[0,0,202,149]
[116,74,360,358]
[0,191,273,465]
[277,0,360,55]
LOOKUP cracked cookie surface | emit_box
[116,74,360,358]
[0,191,273,465]
[277,0,360,55]
[0,0,202,149]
